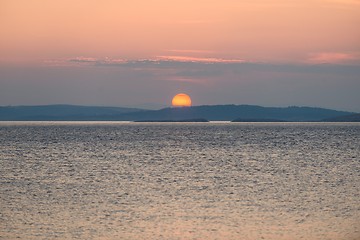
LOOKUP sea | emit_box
[0,122,359,240]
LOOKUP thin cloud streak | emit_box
[165,77,208,84]
[33,55,360,68]
[3,54,360,68]
[307,52,360,64]
[39,56,246,67]
[157,56,245,63]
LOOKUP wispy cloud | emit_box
[57,55,245,66]
[4,54,358,68]
[69,57,126,65]
[68,57,98,63]
[165,77,208,84]
[157,55,244,63]
[307,52,360,64]
[41,57,127,66]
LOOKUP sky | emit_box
[1,0,360,111]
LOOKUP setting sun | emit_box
[172,93,192,107]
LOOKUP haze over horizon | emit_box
[1,0,360,112]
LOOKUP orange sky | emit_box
[1,0,359,63]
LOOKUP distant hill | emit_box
[322,113,360,122]
[119,105,354,122]
[0,104,355,121]
[0,105,144,121]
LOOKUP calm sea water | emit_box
[0,122,359,240]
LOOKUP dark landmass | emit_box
[232,118,287,122]
[322,113,360,122]
[134,118,209,122]
[0,104,356,121]
[0,105,144,121]
[119,105,354,122]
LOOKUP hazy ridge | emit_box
[0,104,357,121]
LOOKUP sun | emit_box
[172,93,192,107]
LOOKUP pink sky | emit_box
[1,0,359,63]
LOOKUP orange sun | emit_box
[172,93,192,107]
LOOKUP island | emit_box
[232,118,287,122]
[322,113,360,122]
[134,118,209,122]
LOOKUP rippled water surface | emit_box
[1,122,359,240]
